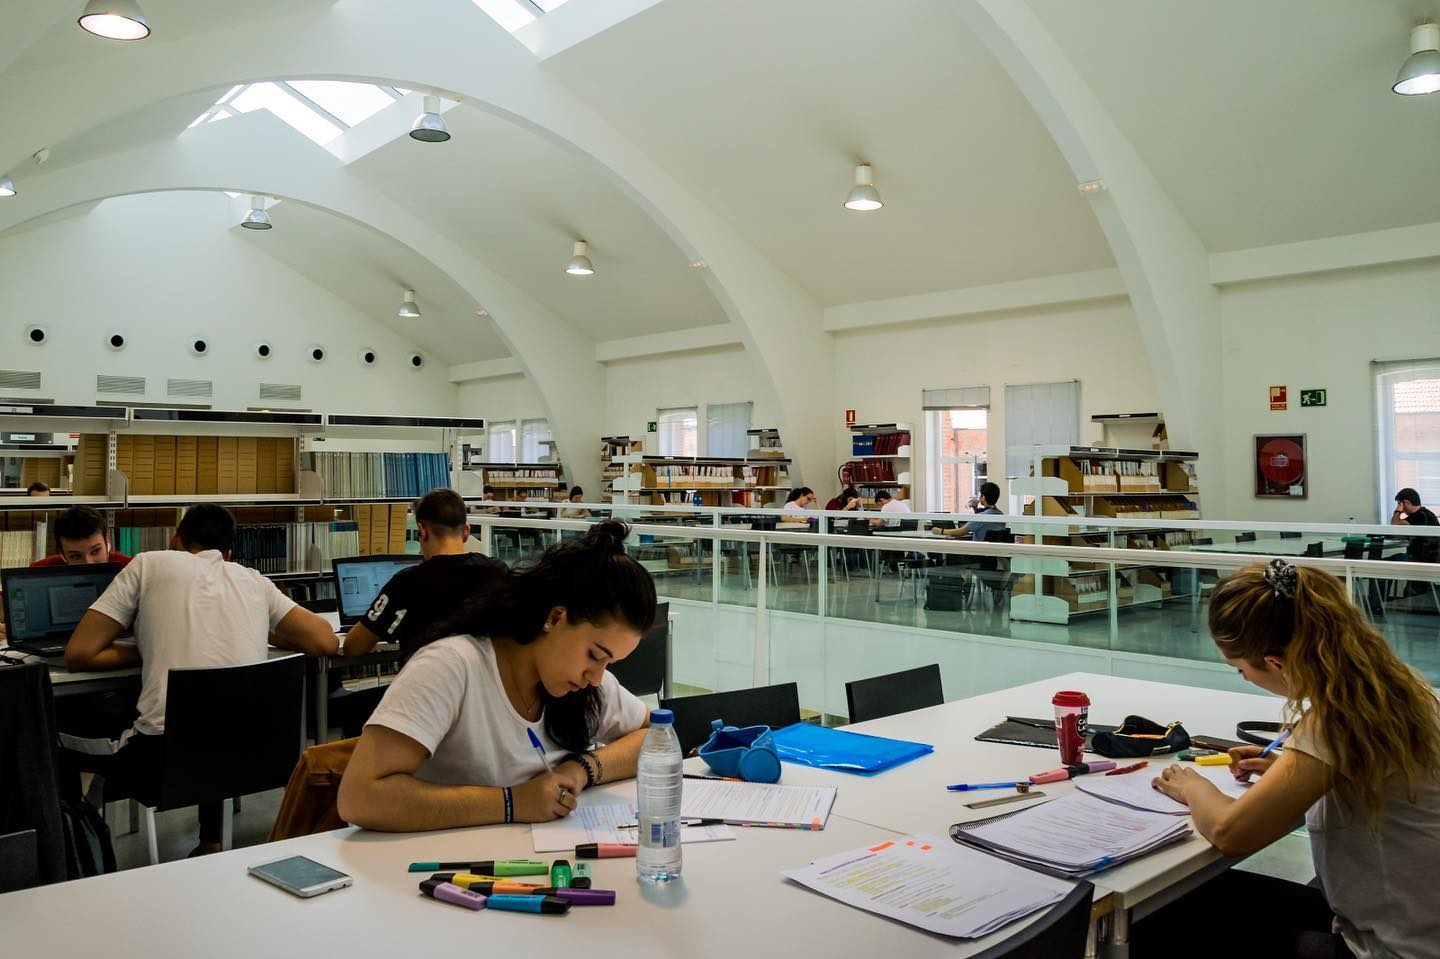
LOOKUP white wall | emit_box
[0,193,458,415]
[456,373,548,425]
[832,299,1161,506]
[601,344,781,459]
[1217,259,1440,523]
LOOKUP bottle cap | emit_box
[650,708,674,724]
[1052,690,1090,708]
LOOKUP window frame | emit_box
[656,406,699,457]
[1375,358,1440,522]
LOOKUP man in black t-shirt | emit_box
[1392,487,1439,564]
[343,489,508,662]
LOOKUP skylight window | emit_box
[470,0,570,33]
[187,80,407,146]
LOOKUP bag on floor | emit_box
[59,796,116,879]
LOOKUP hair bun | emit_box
[1264,558,1298,600]
[583,519,631,555]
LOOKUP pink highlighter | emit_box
[1029,760,1116,784]
[575,843,636,859]
[420,878,488,910]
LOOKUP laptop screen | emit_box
[1,563,123,646]
[332,555,421,625]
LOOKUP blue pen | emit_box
[526,728,553,771]
[1258,728,1291,758]
[946,781,1024,792]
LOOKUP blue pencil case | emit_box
[772,723,933,775]
[697,720,783,783]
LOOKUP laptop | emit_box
[0,563,124,656]
[331,555,422,629]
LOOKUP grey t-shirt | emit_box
[1292,717,1440,958]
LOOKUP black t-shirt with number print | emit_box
[364,553,509,662]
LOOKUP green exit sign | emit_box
[646,421,658,432]
[1300,389,1327,407]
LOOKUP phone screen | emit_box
[250,856,349,891]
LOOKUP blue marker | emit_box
[527,728,553,771]
[946,781,1025,792]
[486,894,571,915]
[1258,728,1291,759]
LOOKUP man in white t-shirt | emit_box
[875,489,912,527]
[64,504,340,856]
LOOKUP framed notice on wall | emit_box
[1255,434,1306,498]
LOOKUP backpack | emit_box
[59,796,116,879]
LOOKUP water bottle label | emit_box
[662,820,680,849]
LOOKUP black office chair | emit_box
[136,655,306,864]
[0,663,68,886]
[1236,532,1257,543]
[1303,541,1324,557]
[1279,531,1302,539]
[1343,540,1364,560]
[607,603,670,700]
[973,531,1017,621]
[661,682,801,755]
[972,880,1094,959]
[0,829,39,893]
[845,664,944,723]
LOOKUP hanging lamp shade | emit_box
[564,240,595,276]
[409,95,451,142]
[240,196,272,230]
[1395,23,1440,95]
[78,0,151,40]
[844,163,883,211]
[0,176,14,198]
[398,290,421,318]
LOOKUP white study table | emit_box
[767,671,1284,954]
[0,775,1055,959]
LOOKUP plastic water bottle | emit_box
[636,708,684,883]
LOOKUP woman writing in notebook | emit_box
[338,521,655,832]
[1148,559,1440,958]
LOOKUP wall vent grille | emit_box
[97,375,146,395]
[167,378,213,398]
[259,383,302,402]
[0,370,41,391]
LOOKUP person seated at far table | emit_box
[337,521,656,832]
[824,486,862,512]
[939,482,1005,541]
[26,481,50,496]
[874,489,912,527]
[1,506,133,647]
[63,503,341,856]
[1391,487,1439,563]
[781,486,817,522]
[475,485,502,515]
[559,485,591,520]
[1137,559,1440,959]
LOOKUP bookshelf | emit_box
[466,463,565,502]
[608,454,793,508]
[1007,444,1201,625]
[600,436,641,503]
[839,422,912,508]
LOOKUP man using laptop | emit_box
[342,489,507,663]
[63,503,340,856]
[0,506,130,646]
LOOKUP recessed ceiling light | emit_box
[689,259,707,269]
[410,95,451,142]
[240,196,272,230]
[77,0,151,40]
[844,162,884,212]
[565,240,595,276]
[399,289,421,318]
[1077,179,1106,194]
[1395,22,1440,95]
[475,308,489,317]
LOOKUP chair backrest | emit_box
[978,529,1015,571]
[1303,541,1324,557]
[0,663,66,885]
[845,664,944,724]
[607,602,669,699]
[750,515,778,532]
[161,654,307,811]
[898,519,920,532]
[1279,531,1301,539]
[0,829,38,894]
[660,682,801,755]
[972,880,1094,959]
[1366,541,1384,560]
[1193,537,1214,546]
[1343,540,1364,560]
[930,520,957,530]
[844,519,873,536]
[1236,532,1257,543]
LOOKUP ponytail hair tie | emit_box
[1264,558,1298,600]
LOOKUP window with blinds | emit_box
[1004,381,1080,478]
[922,387,990,512]
[706,402,752,458]
[657,407,698,457]
[1375,359,1440,521]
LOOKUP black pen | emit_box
[682,773,741,782]
[1005,716,1056,730]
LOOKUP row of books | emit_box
[229,523,358,574]
[649,466,737,487]
[840,460,898,484]
[852,432,910,456]
[1072,459,1158,476]
[306,452,450,500]
[114,525,175,556]
[0,528,41,569]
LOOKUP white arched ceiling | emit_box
[0,0,838,489]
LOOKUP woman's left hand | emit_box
[554,759,590,795]
[1152,764,1212,805]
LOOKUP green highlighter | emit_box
[571,862,592,889]
[407,859,548,876]
[550,858,572,889]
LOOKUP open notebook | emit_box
[1074,764,1251,815]
[950,793,1192,878]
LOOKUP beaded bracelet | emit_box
[563,752,598,787]
[587,751,605,785]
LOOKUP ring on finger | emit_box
[558,786,570,802]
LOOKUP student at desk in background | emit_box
[874,489,911,527]
[62,504,341,856]
[26,481,49,496]
[939,482,1005,541]
[338,521,655,831]
[782,487,817,521]
[1391,487,1439,563]
[344,489,507,663]
[559,486,590,519]
[0,506,133,645]
[824,486,862,512]
[1140,559,1440,959]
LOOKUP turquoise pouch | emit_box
[697,719,782,783]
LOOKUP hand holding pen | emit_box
[1228,729,1289,782]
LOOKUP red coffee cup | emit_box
[1052,690,1090,765]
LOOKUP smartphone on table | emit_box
[248,855,352,898]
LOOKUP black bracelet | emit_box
[502,786,514,824]
[588,751,605,785]
[562,753,597,787]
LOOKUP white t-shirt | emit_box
[89,550,297,740]
[1292,716,1440,959]
[782,501,811,519]
[879,497,911,527]
[366,634,648,787]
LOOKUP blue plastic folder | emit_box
[772,723,933,775]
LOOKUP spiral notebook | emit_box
[949,793,1191,878]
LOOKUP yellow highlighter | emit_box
[1195,753,1233,766]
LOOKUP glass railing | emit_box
[469,503,1440,722]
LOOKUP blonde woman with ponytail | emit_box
[1147,558,1440,959]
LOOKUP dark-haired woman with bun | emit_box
[339,520,657,832]
[1140,559,1440,959]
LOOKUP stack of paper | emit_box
[530,802,734,853]
[951,793,1191,878]
[1073,765,1251,815]
[681,778,837,829]
[784,833,1071,939]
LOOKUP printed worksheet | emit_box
[1074,764,1252,815]
[680,779,837,828]
[530,801,734,853]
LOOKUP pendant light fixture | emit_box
[564,240,595,276]
[240,196,273,230]
[0,176,14,198]
[844,163,884,212]
[398,289,421,318]
[77,0,151,40]
[1394,22,1440,95]
[409,95,451,143]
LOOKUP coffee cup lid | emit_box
[1052,690,1090,707]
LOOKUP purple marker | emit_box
[530,886,616,906]
[419,878,487,911]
